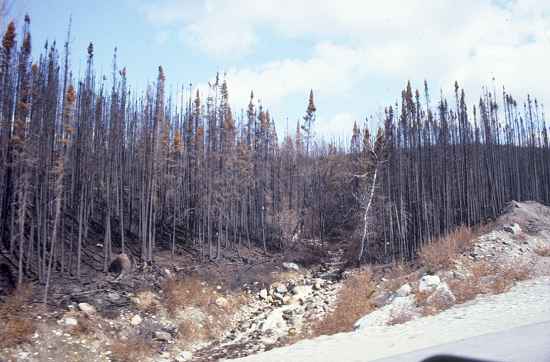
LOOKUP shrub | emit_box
[311,268,376,336]
[0,284,36,349]
[418,226,475,272]
[110,335,154,362]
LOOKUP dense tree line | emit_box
[361,81,550,263]
[1,18,549,298]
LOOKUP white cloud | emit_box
[142,0,550,135]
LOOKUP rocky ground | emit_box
[1,201,550,362]
[192,248,345,361]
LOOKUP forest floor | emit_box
[1,201,550,362]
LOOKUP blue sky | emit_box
[12,0,550,138]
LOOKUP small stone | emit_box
[61,317,78,326]
[130,314,142,326]
[419,275,441,293]
[153,331,172,342]
[288,328,297,336]
[273,282,288,294]
[427,283,456,307]
[504,223,522,235]
[282,262,300,271]
[176,351,193,361]
[313,280,323,291]
[107,292,120,301]
[215,296,229,308]
[396,283,412,297]
[78,303,96,315]
[259,289,268,300]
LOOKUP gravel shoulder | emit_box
[232,276,550,362]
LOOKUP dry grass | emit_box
[67,315,95,337]
[133,290,160,314]
[534,244,550,257]
[448,258,532,304]
[311,268,376,336]
[418,226,476,273]
[162,276,247,345]
[162,277,212,315]
[382,263,415,292]
[490,263,531,294]
[0,284,36,349]
[110,335,154,362]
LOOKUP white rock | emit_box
[273,283,288,294]
[261,309,286,332]
[313,279,323,291]
[130,314,142,326]
[282,262,300,271]
[215,296,229,308]
[176,351,193,362]
[427,283,456,308]
[396,283,412,297]
[289,285,312,305]
[504,223,522,235]
[259,289,268,300]
[154,330,172,341]
[354,295,417,330]
[78,302,96,315]
[61,317,78,326]
[419,275,441,293]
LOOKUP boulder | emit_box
[504,223,522,235]
[61,317,78,326]
[78,303,96,315]
[130,314,143,326]
[371,290,393,308]
[282,262,300,271]
[354,295,417,330]
[426,283,456,308]
[108,253,131,275]
[107,292,121,301]
[176,351,193,362]
[259,289,268,300]
[313,279,323,291]
[419,275,441,293]
[261,309,286,332]
[291,285,312,303]
[215,296,229,308]
[153,330,172,342]
[396,283,412,297]
[272,282,288,294]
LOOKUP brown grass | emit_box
[311,268,376,336]
[382,263,415,292]
[162,277,212,315]
[418,226,476,273]
[133,290,160,314]
[163,276,247,345]
[489,263,531,294]
[68,315,95,337]
[448,258,532,304]
[110,336,154,362]
[534,244,550,257]
[0,284,36,349]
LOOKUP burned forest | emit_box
[1,16,549,302]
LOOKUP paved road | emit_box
[373,320,550,362]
